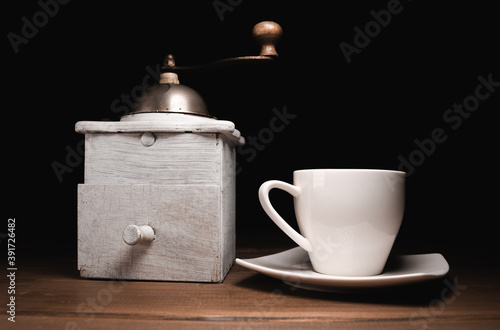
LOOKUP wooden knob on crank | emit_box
[252,21,283,56]
[122,225,156,245]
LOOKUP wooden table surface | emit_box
[2,245,500,329]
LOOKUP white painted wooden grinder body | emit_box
[76,76,244,282]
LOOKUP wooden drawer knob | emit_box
[122,225,156,245]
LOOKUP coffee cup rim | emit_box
[294,169,406,175]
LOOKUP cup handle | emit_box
[258,180,313,252]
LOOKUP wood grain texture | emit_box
[3,248,500,329]
[78,131,237,282]
[78,184,231,282]
[84,133,226,185]
[75,114,245,146]
[76,117,240,282]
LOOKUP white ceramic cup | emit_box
[259,169,405,276]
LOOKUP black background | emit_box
[3,0,499,257]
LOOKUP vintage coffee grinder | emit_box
[75,21,282,282]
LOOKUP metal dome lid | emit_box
[131,62,212,118]
[132,80,211,118]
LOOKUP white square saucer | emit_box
[235,247,449,293]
